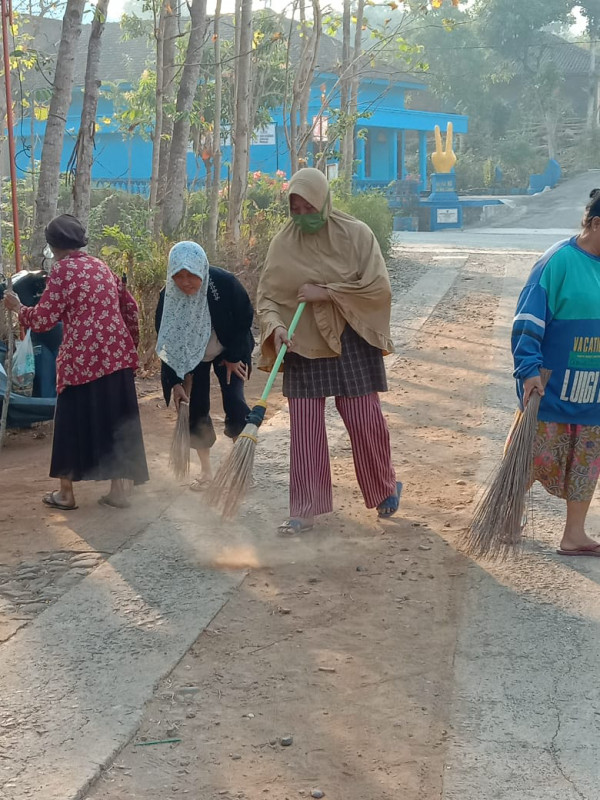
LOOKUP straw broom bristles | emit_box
[462,368,551,561]
[205,424,259,519]
[205,303,307,520]
[169,401,190,479]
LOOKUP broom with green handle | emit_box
[206,302,306,519]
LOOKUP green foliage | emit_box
[245,170,289,215]
[107,71,158,140]
[411,0,585,191]
[454,150,486,192]
[333,189,393,259]
[497,136,546,187]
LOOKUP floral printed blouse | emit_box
[18,252,140,394]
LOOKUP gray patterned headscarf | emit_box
[156,241,212,379]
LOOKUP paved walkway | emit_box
[395,228,576,253]
[442,249,600,800]
[0,254,464,800]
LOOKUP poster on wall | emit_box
[254,124,276,145]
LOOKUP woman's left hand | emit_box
[223,360,248,385]
[298,284,329,303]
[3,291,21,313]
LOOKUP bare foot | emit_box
[559,533,600,552]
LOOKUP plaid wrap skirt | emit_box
[283,325,388,399]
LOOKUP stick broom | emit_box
[206,302,306,519]
[169,400,190,479]
[462,368,551,560]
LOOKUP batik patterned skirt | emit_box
[531,421,600,502]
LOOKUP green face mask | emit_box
[291,193,329,234]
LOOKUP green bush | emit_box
[497,136,545,189]
[454,150,486,192]
[333,190,393,259]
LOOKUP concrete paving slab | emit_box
[0,508,243,800]
[388,260,462,353]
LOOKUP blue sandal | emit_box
[377,482,403,519]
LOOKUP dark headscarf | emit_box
[45,214,88,250]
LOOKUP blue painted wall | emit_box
[15,74,468,189]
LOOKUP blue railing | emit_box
[93,177,212,196]
[94,178,151,196]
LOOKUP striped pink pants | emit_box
[288,393,397,519]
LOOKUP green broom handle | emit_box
[260,302,306,403]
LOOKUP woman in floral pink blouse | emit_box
[3,214,148,510]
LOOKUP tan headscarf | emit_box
[257,168,394,370]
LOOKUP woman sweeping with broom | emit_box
[257,168,401,535]
[155,241,254,489]
[511,188,600,557]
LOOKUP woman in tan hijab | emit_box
[257,167,401,534]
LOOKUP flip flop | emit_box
[98,495,131,509]
[277,518,314,536]
[556,543,600,557]
[189,476,212,492]
[42,491,78,511]
[377,481,403,519]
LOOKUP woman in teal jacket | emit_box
[512,189,600,556]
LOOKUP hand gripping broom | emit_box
[206,302,306,519]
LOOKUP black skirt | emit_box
[50,369,149,484]
[283,325,388,399]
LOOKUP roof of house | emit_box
[19,12,427,91]
[509,31,593,77]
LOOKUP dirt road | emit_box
[2,241,597,800]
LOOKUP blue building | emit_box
[16,16,468,194]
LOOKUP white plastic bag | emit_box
[11,329,35,397]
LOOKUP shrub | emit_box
[333,190,393,259]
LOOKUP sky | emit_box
[107,0,294,21]
[106,0,587,31]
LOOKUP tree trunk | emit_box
[289,0,321,171]
[587,32,598,132]
[343,0,364,189]
[162,0,208,237]
[228,0,252,242]
[149,0,166,216]
[154,0,178,236]
[544,109,558,160]
[339,0,351,182]
[32,0,86,261]
[207,0,223,261]
[71,0,109,229]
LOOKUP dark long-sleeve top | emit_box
[155,266,255,404]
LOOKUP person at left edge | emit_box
[3,213,149,511]
[155,241,255,490]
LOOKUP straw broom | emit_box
[206,302,306,519]
[169,400,190,479]
[462,368,551,561]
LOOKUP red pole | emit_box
[1,0,22,271]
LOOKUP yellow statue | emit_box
[431,122,457,173]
